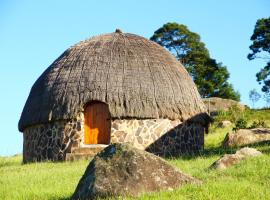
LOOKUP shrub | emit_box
[249,120,269,128]
[233,118,248,131]
[227,105,245,123]
[213,105,245,126]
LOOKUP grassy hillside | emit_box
[1,110,270,200]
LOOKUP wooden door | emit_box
[84,102,110,144]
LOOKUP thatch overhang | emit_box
[19,31,208,132]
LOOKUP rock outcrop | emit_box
[223,128,270,147]
[72,143,200,200]
[203,97,245,115]
[211,147,262,170]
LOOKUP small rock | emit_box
[71,143,201,200]
[223,128,270,147]
[211,147,262,170]
[218,120,232,128]
[236,147,262,157]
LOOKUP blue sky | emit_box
[0,0,269,156]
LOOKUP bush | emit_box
[213,105,245,126]
[249,120,269,128]
[227,105,245,123]
[233,118,248,131]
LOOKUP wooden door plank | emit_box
[84,106,90,144]
[84,102,110,145]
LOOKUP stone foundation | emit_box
[23,114,83,163]
[23,114,205,162]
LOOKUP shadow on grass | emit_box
[161,147,236,160]
[50,196,70,200]
[163,140,270,160]
[245,140,270,153]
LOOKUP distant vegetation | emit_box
[1,109,270,200]
[150,22,240,101]
[248,17,270,94]
[210,106,270,131]
[249,89,262,108]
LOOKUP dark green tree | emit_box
[248,17,270,93]
[150,22,240,101]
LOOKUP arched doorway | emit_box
[84,102,111,144]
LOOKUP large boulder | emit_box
[211,147,262,170]
[223,128,270,147]
[203,97,245,115]
[71,143,200,200]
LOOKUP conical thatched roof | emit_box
[19,30,208,132]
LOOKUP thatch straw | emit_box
[19,31,208,131]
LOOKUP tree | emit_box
[248,17,270,93]
[150,22,240,101]
[263,92,270,107]
[249,89,261,108]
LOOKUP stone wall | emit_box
[110,119,180,150]
[110,119,204,156]
[146,123,204,156]
[23,114,205,162]
[22,113,83,163]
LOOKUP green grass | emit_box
[213,107,270,128]
[1,110,270,200]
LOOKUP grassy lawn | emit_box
[1,110,270,200]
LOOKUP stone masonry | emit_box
[23,114,205,162]
[23,113,84,163]
[111,119,204,156]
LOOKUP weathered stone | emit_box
[137,136,143,144]
[211,147,262,170]
[76,122,81,131]
[236,147,262,157]
[111,122,119,130]
[223,128,270,147]
[203,97,245,115]
[46,130,52,137]
[71,144,201,200]
[218,120,232,128]
[135,127,142,136]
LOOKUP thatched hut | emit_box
[19,30,210,163]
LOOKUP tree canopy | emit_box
[150,22,240,101]
[248,17,270,93]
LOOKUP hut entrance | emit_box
[84,102,111,144]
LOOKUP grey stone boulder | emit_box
[211,147,262,170]
[71,143,201,200]
[223,128,270,147]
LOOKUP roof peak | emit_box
[115,28,122,33]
